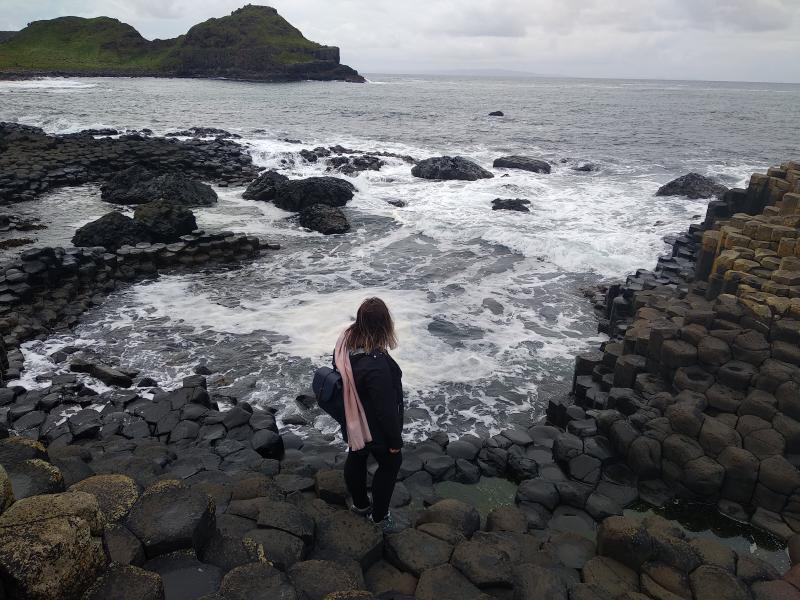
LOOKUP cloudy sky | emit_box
[1,0,799,82]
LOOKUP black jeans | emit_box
[344,446,402,522]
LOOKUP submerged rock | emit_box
[101,166,218,207]
[488,111,504,117]
[655,173,728,199]
[133,201,197,242]
[412,156,494,181]
[242,170,290,202]
[299,204,351,235]
[72,212,152,251]
[273,176,356,212]
[493,155,551,174]
[491,198,531,212]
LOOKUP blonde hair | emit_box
[345,297,397,353]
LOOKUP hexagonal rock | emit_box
[83,564,165,600]
[666,403,705,438]
[778,381,800,422]
[627,436,661,479]
[716,362,757,391]
[0,465,14,515]
[568,454,602,485]
[581,556,640,598]
[698,336,732,367]
[364,560,418,596]
[450,539,514,587]
[7,458,65,499]
[751,580,800,600]
[732,330,770,366]
[220,562,297,599]
[416,499,480,538]
[486,505,528,533]
[698,417,742,458]
[690,565,750,600]
[244,528,306,571]
[446,440,480,461]
[513,563,571,599]
[314,470,347,506]
[257,501,315,544]
[641,561,691,599]
[124,480,215,558]
[288,559,364,600]
[142,553,223,600]
[312,511,383,569]
[662,434,704,466]
[596,516,653,570]
[660,339,698,369]
[739,390,778,421]
[414,564,491,600]
[385,528,453,576]
[103,523,145,566]
[0,492,106,600]
[683,457,724,496]
[759,455,800,496]
[0,436,48,466]
[744,427,786,459]
[69,474,140,523]
[717,447,759,504]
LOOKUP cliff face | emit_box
[0,5,364,82]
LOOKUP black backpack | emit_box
[312,365,346,428]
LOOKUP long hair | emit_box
[344,297,397,353]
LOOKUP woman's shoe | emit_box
[349,503,372,517]
[373,511,397,533]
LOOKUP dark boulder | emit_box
[273,176,356,212]
[72,212,152,251]
[243,170,290,201]
[491,198,530,212]
[488,111,504,117]
[493,156,551,174]
[655,173,728,199]
[298,204,351,235]
[134,201,197,242]
[411,156,494,181]
[101,166,218,207]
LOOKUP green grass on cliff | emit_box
[0,5,332,75]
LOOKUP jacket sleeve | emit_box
[364,359,404,449]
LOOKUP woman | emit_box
[334,297,404,532]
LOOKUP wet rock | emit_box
[313,511,383,568]
[72,212,153,251]
[385,528,453,576]
[125,480,215,558]
[134,201,197,242]
[416,499,480,537]
[493,156,551,174]
[491,198,530,212]
[655,173,728,199]
[7,458,65,498]
[243,170,291,201]
[451,539,514,587]
[411,156,494,181]
[288,559,365,600]
[101,166,218,206]
[244,528,306,570]
[488,111,504,117]
[83,564,165,600]
[144,552,223,600]
[273,177,356,212]
[251,429,285,459]
[220,562,298,599]
[414,564,491,600]
[299,204,350,235]
[0,491,106,600]
[69,473,140,523]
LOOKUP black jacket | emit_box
[337,350,404,449]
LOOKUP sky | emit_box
[1,0,799,83]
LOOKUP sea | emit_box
[1,75,798,441]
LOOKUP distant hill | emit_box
[0,5,364,82]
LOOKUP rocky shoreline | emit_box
[0,122,799,600]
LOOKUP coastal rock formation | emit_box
[491,198,531,212]
[299,204,351,235]
[242,170,290,202]
[0,122,258,204]
[101,166,218,207]
[656,172,728,199]
[493,155,552,174]
[272,176,356,212]
[411,157,494,181]
[133,201,198,243]
[72,212,153,251]
[0,5,365,83]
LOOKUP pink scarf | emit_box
[334,331,373,451]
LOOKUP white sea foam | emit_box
[0,78,98,94]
